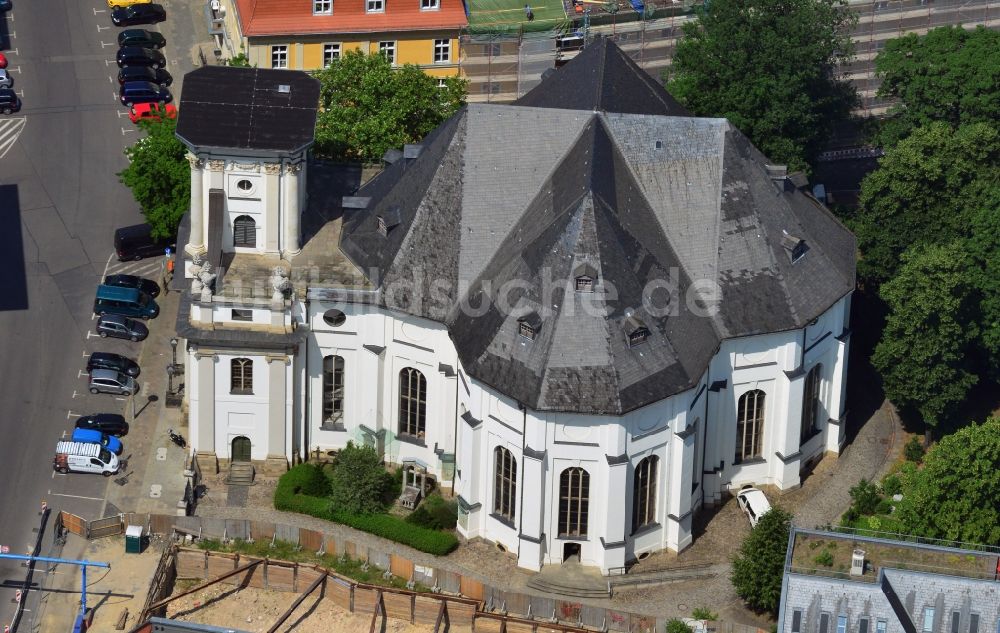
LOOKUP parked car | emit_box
[88,368,137,396]
[86,351,140,377]
[71,428,123,455]
[108,0,150,9]
[129,102,176,124]
[93,284,159,319]
[0,53,7,69]
[96,314,148,342]
[0,0,11,11]
[0,89,20,115]
[53,441,119,476]
[114,223,175,261]
[111,3,165,27]
[118,65,172,87]
[0,70,11,89]
[116,46,165,69]
[104,274,160,299]
[75,413,129,437]
[736,486,772,528]
[119,80,171,106]
[117,28,165,49]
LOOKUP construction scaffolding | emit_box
[458,0,998,114]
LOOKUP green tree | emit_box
[313,50,466,162]
[964,201,1000,375]
[731,506,791,614]
[117,117,190,240]
[226,49,252,67]
[874,26,1000,147]
[853,122,1000,284]
[327,442,395,515]
[895,417,1000,546]
[664,0,857,172]
[871,242,979,445]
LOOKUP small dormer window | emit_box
[629,328,649,346]
[518,322,536,340]
[376,205,401,237]
[573,262,598,292]
[781,231,809,263]
[623,314,649,347]
[376,216,388,236]
[518,310,542,341]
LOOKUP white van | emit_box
[53,441,120,476]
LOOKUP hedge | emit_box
[275,464,459,556]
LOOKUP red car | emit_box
[129,102,176,123]
[0,53,7,70]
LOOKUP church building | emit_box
[173,39,856,573]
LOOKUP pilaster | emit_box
[195,351,217,473]
[185,154,207,257]
[265,354,289,474]
[283,162,303,255]
[517,446,546,571]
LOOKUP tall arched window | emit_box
[735,389,765,464]
[633,455,658,532]
[493,446,517,522]
[233,215,256,247]
[323,355,345,427]
[801,364,823,443]
[230,358,253,394]
[398,367,426,438]
[558,467,590,537]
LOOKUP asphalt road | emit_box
[0,0,202,627]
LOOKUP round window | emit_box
[323,309,346,327]
[236,179,254,193]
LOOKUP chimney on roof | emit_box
[851,549,866,576]
[765,164,788,180]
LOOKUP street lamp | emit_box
[170,337,179,367]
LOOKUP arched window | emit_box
[323,355,345,427]
[399,367,426,438]
[633,455,658,532]
[230,358,253,393]
[493,446,517,522]
[233,215,256,248]
[558,467,590,537]
[735,389,765,464]
[801,364,823,443]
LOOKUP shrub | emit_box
[875,498,894,515]
[731,506,791,614]
[841,507,859,526]
[849,478,881,516]
[692,607,718,621]
[813,550,834,567]
[666,619,694,633]
[881,473,902,496]
[299,463,333,497]
[328,442,396,515]
[406,495,458,530]
[904,436,925,463]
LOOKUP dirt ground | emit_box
[166,583,435,633]
[83,536,168,633]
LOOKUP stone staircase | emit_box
[225,461,255,486]
[526,564,611,600]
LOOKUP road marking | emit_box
[77,370,87,379]
[114,397,125,401]
[7,31,14,39]
[93,6,106,13]
[121,127,135,136]
[117,110,128,118]
[86,330,95,339]
[102,251,114,279]
[8,65,21,74]
[60,430,67,438]
[67,410,80,419]
[51,471,55,479]
[0,117,26,160]
[101,41,115,48]
[3,14,12,21]
[112,90,116,102]
[47,493,105,502]
[71,390,79,399]
[8,48,17,56]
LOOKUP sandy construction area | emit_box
[166,582,435,633]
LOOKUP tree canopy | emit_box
[731,506,791,614]
[894,417,1000,546]
[874,26,1000,147]
[871,241,979,442]
[853,121,1000,284]
[664,0,857,172]
[313,50,466,162]
[118,117,190,240]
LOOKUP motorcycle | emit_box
[168,428,187,449]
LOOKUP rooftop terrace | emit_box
[788,528,1000,584]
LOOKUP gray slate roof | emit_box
[337,40,855,415]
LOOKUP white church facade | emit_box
[173,41,855,574]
